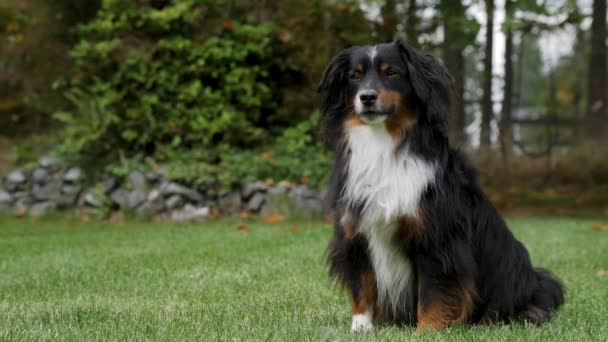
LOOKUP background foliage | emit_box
[1,0,607,196]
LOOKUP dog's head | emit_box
[319,40,452,142]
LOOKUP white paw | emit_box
[351,312,374,334]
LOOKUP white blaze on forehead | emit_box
[369,45,377,63]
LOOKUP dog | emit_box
[318,40,564,333]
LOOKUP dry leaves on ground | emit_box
[591,223,608,232]
[237,224,249,234]
[262,214,285,224]
[282,224,300,233]
[596,270,608,278]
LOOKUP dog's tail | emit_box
[520,268,565,324]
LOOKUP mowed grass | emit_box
[0,216,607,341]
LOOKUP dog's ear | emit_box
[318,48,354,145]
[318,48,353,114]
[395,39,452,134]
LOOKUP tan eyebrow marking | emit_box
[355,64,363,72]
[380,63,390,73]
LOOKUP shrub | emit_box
[54,0,281,163]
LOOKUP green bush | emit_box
[54,0,279,161]
[50,0,373,190]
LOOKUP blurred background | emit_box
[0,0,607,218]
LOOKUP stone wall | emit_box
[0,156,326,221]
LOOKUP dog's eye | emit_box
[350,71,361,81]
[386,69,400,78]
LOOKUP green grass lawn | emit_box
[0,216,607,341]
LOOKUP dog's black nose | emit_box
[359,90,378,106]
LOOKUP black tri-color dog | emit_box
[319,40,564,333]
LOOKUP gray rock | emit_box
[39,156,60,171]
[146,168,166,184]
[160,182,203,203]
[290,185,317,199]
[319,187,328,201]
[83,192,103,208]
[61,184,82,195]
[268,186,289,196]
[127,171,147,192]
[135,202,155,217]
[241,181,268,200]
[259,190,292,217]
[166,194,185,210]
[218,191,242,214]
[292,197,323,217]
[57,191,79,207]
[63,167,83,183]
[0,189,12,204]
[102,176,119,194]
[11,191,30,202]
[170,204,209,223]
[32,168,50,184]
[32,181,62,201]
[246,192,266,212]
[110,188,129,207]
[29,201,57,217]
[127,190,146,209]
[7,169,26,184]
[145,189,165,213]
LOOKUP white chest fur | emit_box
[344,124,436,315]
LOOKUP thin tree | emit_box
[480,0,494,149]
[499,0,515,181]
[585,0,607,141]
[440,0,468,146]
[405,0,419,47]
[379,0,397,42]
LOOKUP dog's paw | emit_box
[350,312,373,334]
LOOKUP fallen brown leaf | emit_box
[591,223,608,232]
[300,176,309,185]
[237,224,250,234]
[14,206,26,217]
[239,212,253,220]
[262,214,285,224]
[264,178,274,186]
[282,224,301,233]
[596,270,608,278]
[208,207,221,218]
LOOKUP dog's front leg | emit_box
[349,266,376,333]
[328,210,376,333]
[415,249,476,331]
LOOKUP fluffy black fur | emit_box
[319,40,564,328]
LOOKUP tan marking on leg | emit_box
[340,211,355,239]
[351,269,376,315]
[417,283,476,331]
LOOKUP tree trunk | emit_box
[379,0,397,42]
[585,0,607,141]
[499,0,514,182]
[405,0,419,47]
[480,0,494,149]
[441,0,467,146]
